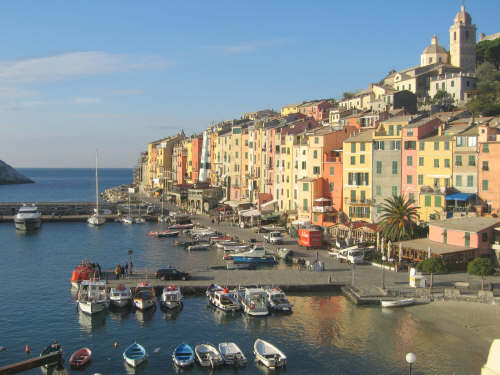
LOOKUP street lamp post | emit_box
[406,352,416,375]
[381,256,387,289]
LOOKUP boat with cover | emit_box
[169,223,194,230]
[206,284,241,312]
[77,280,109,314]
[231,246,276,264]
[254,339,287,369]
[40,342,63,369]
[110,284,132,308]
[187,243,210,251]
[160,285,183,309]
[266,287,292,312]
[237,287,269,316]
[218,342,247,367]
[70,260,99,289]
[133,282,156,311]
[380,298,416,308]
[88,151,106,226]
[172,343,195,367]
[123,343,147,368]
[195,344,223,368]
[69,347,92,368]
[14,204,41,231]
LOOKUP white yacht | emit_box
[266,287,292,312]
[206,284,241,312]
[160,285,183,309]
[110,284,132,308]
[237,287,269,316]
[77,280,109,314]
[14,204,41,231]
[88,151,106,226]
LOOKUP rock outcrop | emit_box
[0,160,34,185]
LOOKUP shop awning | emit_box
[239,209,261,217]
[261,199,277,208]
[445,193,475,201]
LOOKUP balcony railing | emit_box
[344,198,374,206]
[312,206,334,213]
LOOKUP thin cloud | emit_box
[0,52,169,84]
[215,39,291,55]
[0,87,39,98]
[106,89,144,97]
[74,96,101,104]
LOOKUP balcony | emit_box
[312,206,334,213]
[344,198,374,206]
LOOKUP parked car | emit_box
[155,268,190,281]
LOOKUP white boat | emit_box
[206,284,241,312]
[77,280,109,314]
[14,204,41,231]
[110,284,132,308]
[237,287,269,316]
[134,216,146,224]
[216,241,240,249]
[223,244,250,252]
[380,298,416,308]
[160,285,183,309]
[266,287,292,312]
[122,216,134,224]
[187,243,210,251]
[218,342,247,367]
[195,344,223,368]
[231,246,275,264]
[133,282,156,311]
[276,248,292,260]
[88,151,106,226]
[123,343,147,368]
[254,339,286,369]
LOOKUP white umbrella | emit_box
[399,242,403,263]
[360,230,365,244]
[381,237,385,256]
[376,232,380,252]
[428,246,432,259]
[387,240,392,259]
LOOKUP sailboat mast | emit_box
[95,151,99,215]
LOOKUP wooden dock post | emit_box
[0,352,64,374]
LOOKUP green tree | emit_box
[466,62,500,116]
[467,258,495,290]
[476,38,500,69]
[379,195,419,242]
[420,257,448,289]
[432,90,455,111]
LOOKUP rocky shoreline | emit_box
[0,160,33,185]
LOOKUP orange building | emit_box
[191,136,203,183]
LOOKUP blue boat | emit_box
[172,343,195,367]
[123,343,147,368]
[231,246,276,264]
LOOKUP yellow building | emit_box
[343,130,374,222]
[416,131,454,221]
[280,103,301,116]
[185,139,193,184]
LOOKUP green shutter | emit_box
[425,196,431,207]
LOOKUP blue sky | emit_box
[0,1,498,167]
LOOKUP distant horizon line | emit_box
[17,167,134,169]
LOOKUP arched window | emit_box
[454,31,456,41]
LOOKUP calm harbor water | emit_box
[0,168,133,202]
[0,221,485,374]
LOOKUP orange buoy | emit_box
[114,341,119,349]
[25,345,31,354]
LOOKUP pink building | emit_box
[299,100,333,122]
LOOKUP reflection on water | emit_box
[161,306,183,321]
[206,304,242,326]
[134,306,156,325]
[78,310,106,334]
[109,305,133,321]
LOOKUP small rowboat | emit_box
[195,344,223,368]
[218,342,247,367]
[69,347,92,368]
[123,343,147,368]
[254,339,286,368]
[172,343,194,367]
[380,298,416,308]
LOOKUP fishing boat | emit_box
[266,287,292,312]
[218,342,247,367]
[254,339,287,369]
[169,223,194,230]
[123,343,147,368]
[149,230,180,238]
[110,284,132,308]
[215,240,240,249]
[88,151,106,226]
[14,204,41,231]
[133,282,156,311]
[77,280,109,315]
[209,236,232,245]
[160,285,183,309]
[187,243,210,251]
[70,260,99,289]
[195,344,223,368]
[206,284,241,312]
[69,347,92,368]
[380,298,416,308]
[40,342,63,369]
[223,243,250,252]
[172,343,195,367]
[231,246,276,264]
[237,287,269,316]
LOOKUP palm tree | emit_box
[379,195,419,242]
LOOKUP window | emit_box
[482,232,488,242]
[303,183,309,191]
[388,125,394,136]
[360,155,365,164]
[360,190,366,202]
[434,159,439,168]
[483,144,489,153]
[482,180,488,191]
[404,140,416,149]
[443,229,447,244]
[457,136,465,147]
[451,80,454,87]
[465,232,470,247]
[397,125,402,135]
[313,166,320,174]
[419,142,425,151]
[482,161,489,171]
[314,137,319,144]
[313,150,318,159]
[235,139,239,145]
[351,156,355,165]
[434,178,440,187]
[303,199,308,211]
[468,155,475,166]
[456,156,462,166]
[434,142,439,151]
[392,186,398,196]
[419,157,424,166]
[456,175,462,186]
[435,196,442,207]
[407,175,413,184]
[329,182,334,192]
[407,129,414,136]
[392,161,398,174]
[444,141,450,150]
[377,205,381,214]
[360,143,365,151]
[467,175,473,187]
[330,166,334,175]
[407,156,413,166]
[374,141,385,150]
[445,159,450,168]
[350,190,356,202]
[390,141,401,150]
[376,185,381,195]
[409,193,415,203]
[425,196,431,207]
[351,143,356,153]
[418,174,423,185]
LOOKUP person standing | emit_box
[129,260,133,275]
[124,262,129,274]
[114,264,120,280]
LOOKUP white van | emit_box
[337,248,365,264]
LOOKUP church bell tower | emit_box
[449,5,477,72]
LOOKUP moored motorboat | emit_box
[254,339,286,368]
[231,246,276,264]
[172,343,195,367]
[134,216,146,224]
[69,347,92,368]
[195,344,223,368]
[40,342,63,369]
[133,282,156,311]
[380,298,416,308]
[169,223,194,230]
[149,230,180,238]
[218,342,247,367]
[206,284,241,312]
[110,284,132,308]
[122,216,134,224]
[77,280,109,315]
[160,285,183,309]
[266,287,292,312]
[237,287,269,316]
[187,243,210,251]
[14,204,41,231]
[70,260,99,289]
[123,342,147,368]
